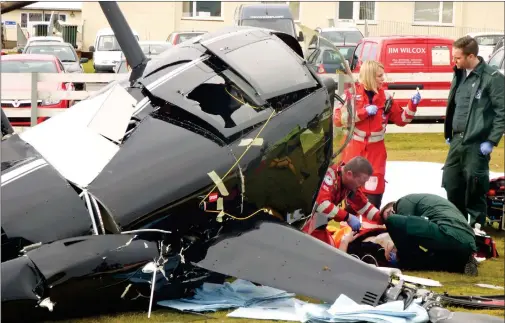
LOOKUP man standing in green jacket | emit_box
[443,35,505,227]
[381,193,478,276]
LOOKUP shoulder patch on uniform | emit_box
[323,174,334,186]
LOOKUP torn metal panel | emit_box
[87,84,137,143]
[194,221,390,305]
[1,235,162,321]
[20,123,119,188]
[1,158,91,261]
[2,255,45,304]
[17,87,136,187]
[87,116,236,227]
[1,135,41,171]
[25,235,159,288]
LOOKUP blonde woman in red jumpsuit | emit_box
[336,60,421,216]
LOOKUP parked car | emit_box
[307,37,348,83]
[315,27,364,46]
[89,27,140,73]
[349,35,455,121]
[22,42,88,90]
[166,31,207,45]
[467,32,504,61]
[17,36,65,53]
[492,37,504,55]
[139,41,172,58]
[234,4,304,41]
[1,54,74,126]
[487,46,504,75]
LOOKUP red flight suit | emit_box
[301,162,382,246]
[335,83,418,212]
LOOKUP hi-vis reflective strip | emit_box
[357,202,372,215]
[1,159,48,186]
[393,90,448,100]
[366,206,379,220]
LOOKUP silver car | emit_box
[139,41,172,58]
[22,42,88,90]
[114,41,172,73]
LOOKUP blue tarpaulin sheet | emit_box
[157,279,429,323]
[157,279,295,312]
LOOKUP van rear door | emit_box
[425,40,454,118]
[382,38,451,120]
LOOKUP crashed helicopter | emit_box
[1,2,503,323]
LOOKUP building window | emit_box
[338,2,377,23]
[182,1,222,19]
[59,14,67,22]
[414,2,454,25]
[21,12,44,28]
[261,1,301,21]
[21,13,28,28]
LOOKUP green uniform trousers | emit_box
[386,214,476,273]
[442,133,490,227]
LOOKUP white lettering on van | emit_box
[388,47,427,54]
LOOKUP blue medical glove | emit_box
[446,138,451,145]
[389,251,398,267]
[346,213,361,232]
[411,92,421,105]
[480,141,493,155]
[366,105,378,116]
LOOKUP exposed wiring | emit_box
[199,108,276,206]
[121,229,172,235]
[361,254,379,267]
[224,84,260,110]
[205,208,276,221]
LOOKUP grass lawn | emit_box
[46,133,504,323]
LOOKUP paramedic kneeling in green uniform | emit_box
[380,193,478,276]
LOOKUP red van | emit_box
[349,36,455,121]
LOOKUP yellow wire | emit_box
[199,108,276,206]
[205,208,269,221]
[224,86,260,110]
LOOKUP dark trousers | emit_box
[386,214,476,273]
[442,133,490,227]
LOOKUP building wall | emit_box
[461,1,504,32]
[81,2,176,50]
[356,2,504,39]
[77,1,504,51]
[1,9,82,44]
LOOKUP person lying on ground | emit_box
[301,156,382,246]
[380,193,479,276]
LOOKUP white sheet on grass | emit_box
[382,161,504,206]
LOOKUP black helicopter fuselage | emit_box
[0,25,350,321]
[1,27,334,260]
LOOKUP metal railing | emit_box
[1,72,126,126]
